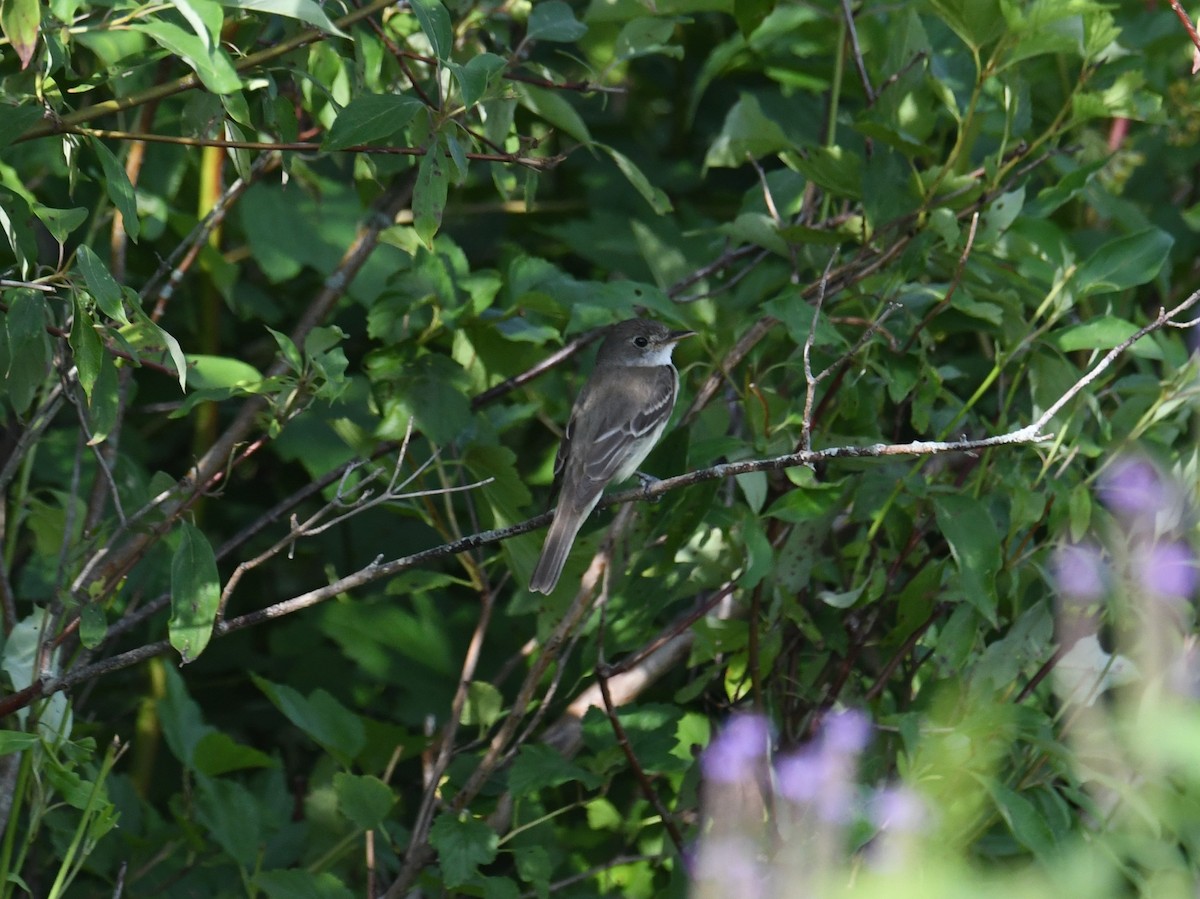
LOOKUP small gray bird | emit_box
[529,318,695,594]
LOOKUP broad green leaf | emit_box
[169,520,221,663]
[252,675,366,762]
[170,0,222,50]
[185,354,264,390]
[414,146,449,249]
[194,775,261,866]
[515,83,592,144]
[193,731,275,775]
[705,94,789,167]
[5,289,51,413]
[88,355,120,444]
[985,780,1057,856]
[599,144,672,213]
[256,870,355,899]
[409,0,452,59]
[267,326,303,373]
[323,93,424,151]
[1052,316,1140,352]
[0,731,39,754]
[449,52,506,108]
[130,21,242,94]
[429,812,499,888]
[508,744,602,793]
[334,772,395,829]
[932,493,1000,623]
[526,0,586,41]
[1,0,39,68]
[69,293,104,402]
[925,0,1005,50]
[76,245,129,323]
[461,681,503,728]
[614,16,681,60]
[221,0,348,37]
[32,204,87,243]
[389,354,471,445]
[1073,228,1174,297]
[78,604,106,648]
[90,138,140,241]
[0,187,37,275]
[0,105,44,151]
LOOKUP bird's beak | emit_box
[666,329,697,344]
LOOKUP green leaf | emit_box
[0,731,39,755]
[323,94,425,151]
[194,775,261,866]
[615,16,681,60]
[1,0,40,69]
[1052,316,1140,352]
[5,289,51,413]
[508,744,602,793]
[449,53,507,108]
[1073,228,1174,296]
[599,144,672,213]
[334,772,395,829]
[932,494,1000,623]
[185,354,264,390]
[32,204,87,243]
[409,0,452,59]
[389,354,472,445]
[0,105,44,151]
[130,21,242,94]
[985,780,1057,856]
[461,681,503,728]
[88,356,120,444]
[69,294,104,403]
[170,0,222,50]
[925,0,1004,50]
[220,0,349,37]
[193,731,275,775]
[267,326,303,373]
[414,145,449,249]
[704,94,790,167]
[252,675,366,762]
[515,83,592,144]
[256,870,355,899]
[526,0,586,41]
[79,604,107,649]
[168,520,221,663]
[429,812,499,888]
[76,245,129,323]
[0,187,36,276]
[90,138,140,241]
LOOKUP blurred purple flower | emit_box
[1098,456,1166,521]
[1052,543,1107,601]
[775,710,871,822]
[869,786,926,833]
[823,709,872,754]
[1134,541,1198,601]
[690,836,768,899]
[702,714,770,784]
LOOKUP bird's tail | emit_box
[529,503,587,594]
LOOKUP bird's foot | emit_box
[634,471,662,502]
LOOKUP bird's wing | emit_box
[570,365,678,487]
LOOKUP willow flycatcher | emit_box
[529,318,695,594]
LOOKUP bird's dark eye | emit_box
[633,336,649,348]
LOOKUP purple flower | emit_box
[823,709,872,754]
[1098,456,1166,521]
[775,710,871,822]
[1134,541,1198,601]
[869,786,926,833]
[702,714,770,784]
[1052,543,1107,601]
[690,836,768,899]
